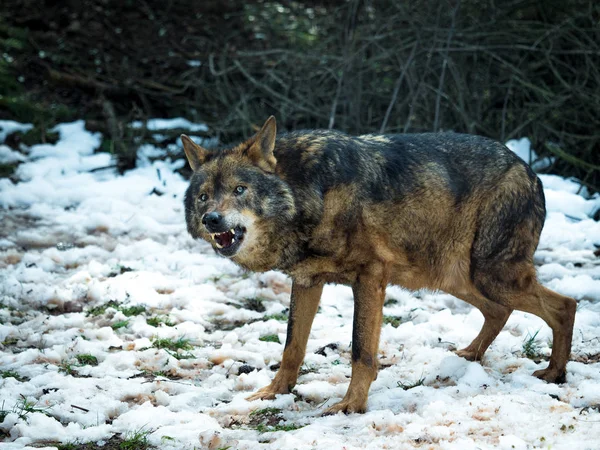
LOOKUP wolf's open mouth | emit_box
[211,226,246,251]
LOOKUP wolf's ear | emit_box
[247,116,277,172]
[181,135,208,171]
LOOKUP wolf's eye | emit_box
[234,186,246,196]
[199,193,208,202]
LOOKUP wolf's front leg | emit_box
[246,281,323,401]
[324,263,388,414]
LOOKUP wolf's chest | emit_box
[285,255,360,287]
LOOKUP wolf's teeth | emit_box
[230,228,235,234]
[215,242,223,249]
[231,237,236,244]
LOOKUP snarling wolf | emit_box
[182,117,576,414]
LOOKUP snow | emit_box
[0,122,599,449]
[506,137,554,171]
[0,145,27,165]
[129,118,209,132]
[0,120,33,143]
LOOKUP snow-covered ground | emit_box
[0,120,599,450]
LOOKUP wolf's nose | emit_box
[202,212,223,228]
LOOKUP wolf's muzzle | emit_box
[202,212,224,232]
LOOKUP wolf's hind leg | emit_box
[473,264,576,383]
[505,283,576,383]
[246,281,323,401]
[467,169,575,382]
[452,292,513,361]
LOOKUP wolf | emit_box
[182,116,576,414]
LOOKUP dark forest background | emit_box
[0,0,598,191]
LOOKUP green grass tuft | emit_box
[87,300,121,317]
[249,407,303,433]
[56,443,78,450]
[75,354,98,366]
[256,423,302,432]
[87,300,146,318]
[259,334,280,343]
[0,397,53,423]
[111,320,130,330]
[1,370,27,382]
[383,316,402,327]
[107,265,134,278]
[54,434,157,450]
[146,316,175,327]
[119,428,152,450]
[120,305,146,317]
[249,407,282,417]
[263,313,288,322]
[243,297,266,312]
[397,377,425,390]
[59,362,78,376]
[152,337,192,352]
[2,336,18,346]
[523,330,542,359]
[164,349,195,360]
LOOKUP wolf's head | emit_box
[182,117,296,270]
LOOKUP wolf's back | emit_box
[274,131,542,206]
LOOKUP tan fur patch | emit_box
[359,134,392,144]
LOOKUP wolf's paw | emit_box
[246,386,279,401]
[322,399,367,415]
[246,379,293,401]
[455,348,482,362]
[533,367,566,384]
